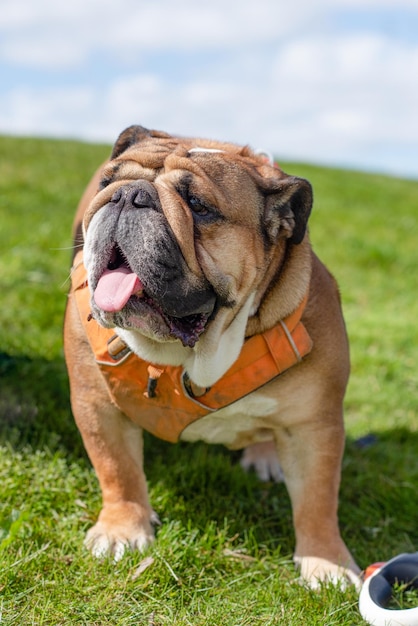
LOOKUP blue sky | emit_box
[1,0,417,179]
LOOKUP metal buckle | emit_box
[107,335,132,362]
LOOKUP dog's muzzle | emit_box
[85,181,218,347]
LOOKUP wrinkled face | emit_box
[83,126,312,350]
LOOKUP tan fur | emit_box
[64,126,361,588]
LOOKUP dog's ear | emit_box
[110,125,152,159]
[110,125,174,159]
[263,176,313,245]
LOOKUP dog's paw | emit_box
[240,440,284,482]
[294,555,362,591]
[84,502,156,561]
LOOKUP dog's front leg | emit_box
[273,419,361,589]
[76,401,155,560]
[78,404,155,561]
[65,307,155,560]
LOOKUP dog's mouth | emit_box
[93,247,211,348]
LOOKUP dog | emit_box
[64,124,361,588]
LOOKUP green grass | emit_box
[0,135,417,625]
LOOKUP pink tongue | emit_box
[94,266,143,312]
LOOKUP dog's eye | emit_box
[189,196,209,215]
[188,196,219,222]
[99,175,112,190]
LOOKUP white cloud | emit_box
[0,0,417,177]
[0,0,303,69]
[0,86,96,137]
[267,33,418,163]
[2,38,86,69]
[13,0,418,69]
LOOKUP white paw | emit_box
[240,440,284,482]
[84,521,154,561]
[294,555,362,591]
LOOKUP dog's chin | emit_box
[92,294,211,348]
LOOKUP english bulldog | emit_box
[64,124,361,588]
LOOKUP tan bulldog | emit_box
[64,124,361,588]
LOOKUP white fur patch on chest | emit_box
[180,392,279,447]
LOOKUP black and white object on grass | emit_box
[359,553,418,626]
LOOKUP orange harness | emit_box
[71,252,313,443]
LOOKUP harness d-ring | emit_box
[359,552,418,625]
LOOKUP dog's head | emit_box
[83,125,313,385]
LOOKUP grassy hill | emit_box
[0,135,417,624]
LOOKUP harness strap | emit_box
[70,251,313,442]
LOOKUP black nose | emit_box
[111,181,160,211]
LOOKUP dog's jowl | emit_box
[64,124,361,587]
